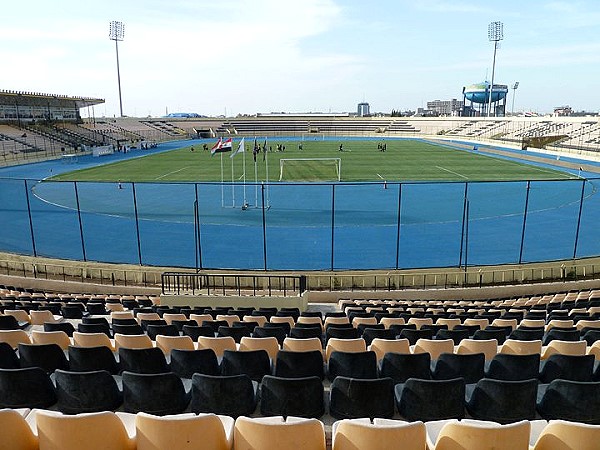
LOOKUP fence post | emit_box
[572,179,586,259]
[518,181,531,264]
[24,179,37,257]
[395,183,402,270]
[131,182,143,265]
[458,182,469,268]
[194,183,203,271]
[330,184,335,271]
[261,184,268,271]
[73,181,87,261]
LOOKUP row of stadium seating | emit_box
[7,408,600,450]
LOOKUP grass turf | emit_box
[50,139,575,183]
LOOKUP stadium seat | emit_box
[122,371,191,415]
[32,409,136,450]
[118,347,169,374]
[329,376,395,420]
[169,346,218,375]
[233,415,326,450]
[220,349,271,382]
[325,338,366,361]
[274,350,325,380]
[484,353,540,381]
[17,343,69,373]
[457,338,498,360]
[260,375,325,419]
[538,354,594,383]
[283,337,323,355]
[0,367,57,408]
[30,330,71,350]
[43,321,75,337]
[379,352,432,383]
[537,380,600,424]
[54,369,123,414]
[253,326,287,345]
[0,408,38,450]
[327,350,378,381]
[368,338,410,361]
[67,345,119,374]
[332,418,426,450]
[30,309,60,325]
[0,341,20,368]
[154,334,195,356]
[412,338,454,360]
[432,352,485,383]
[395,377,465,422]
[191,373,257,418]
[500,338,542,355]
[72,331,114,350]
[239,336,280,361]
[197,336,236,358]
[217,325,251,343]
[541,340,587,359]
[425,418,530,450]
[435,328,470,345]
[114,333,153,350]
[530,419,600,450]
[465,378,538,423]
[0,329,30,349]
[135,412,234,450]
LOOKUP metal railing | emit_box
[161,272,306,297]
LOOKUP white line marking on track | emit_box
[435,166,469,180]
[155,167,188,180]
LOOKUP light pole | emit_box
[487,21,503,118]
[109,21,125,117]
[511,81,519,116]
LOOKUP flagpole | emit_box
[254,158,258,208]
[231,153,235,208]
[264,137,270,208]
[220,152,224,208]
[254,137,258,208]
[243,145,247,205]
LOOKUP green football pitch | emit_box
[50,139,576,182]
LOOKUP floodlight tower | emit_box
[487,21,503,117]
[109,21,125,117]
[511,82,519,116]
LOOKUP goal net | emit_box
[279,158,341,182]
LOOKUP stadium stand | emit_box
[4,283,600,446]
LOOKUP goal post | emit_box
[279,158,341,182]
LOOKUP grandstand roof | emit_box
[0,89,104,109]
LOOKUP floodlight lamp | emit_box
[513,81,520,90]
[488,21,503,42]
[109,21,125,41]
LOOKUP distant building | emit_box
[426,98,464,116]
[357,102,370,117]
[553,106,572,117]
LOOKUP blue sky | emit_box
[1,0,598,117]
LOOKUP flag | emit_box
[211,137,232,156]
[252,138,259,162]
[230,138,245,159]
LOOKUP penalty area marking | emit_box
[435,166,469,180]
[154,167,189,180]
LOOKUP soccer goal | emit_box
[279,158,341,182]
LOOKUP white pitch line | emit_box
[155,167,188,180]
[435,166,469,180]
